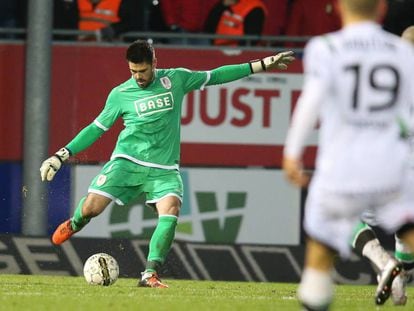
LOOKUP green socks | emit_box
[70,200,178,274]
[71,197,91,231]
[145,215,178,272]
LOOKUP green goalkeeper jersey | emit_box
[95,68,207,169]
[65,64,252,169]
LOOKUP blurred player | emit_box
[350,24,414,306]
[351,218,411,305]
[40,39,294,288]
[283,0,414,309]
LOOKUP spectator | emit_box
[383,0,414,36]
[261,0,288,37]
[9,0,78,40]
[0,0,17,39]
[285,0,341,47]
[147,1,168,32]
[159,0,213,45]
[53,0,79,41]
[77,0,121,41]
[78,0,161,42]
[98,0,154,42]
[204,0,267,46]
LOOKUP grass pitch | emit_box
[0,274,412,310]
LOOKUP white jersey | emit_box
[285,22,414,192]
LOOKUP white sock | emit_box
[362,239,392,271]
[141,272,154,280]
[298,268,334,309]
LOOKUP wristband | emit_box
[249,59,266,73]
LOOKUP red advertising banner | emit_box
[0,43,316,167]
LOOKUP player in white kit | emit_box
[283,0,414,309]
[350,25,414,306]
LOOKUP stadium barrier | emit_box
[0,235,379,284]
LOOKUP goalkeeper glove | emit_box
[250,51,295,73]
[40,147,71,181]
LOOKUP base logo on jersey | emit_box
[135,92,174,117]
[97,174,107,186]
[160,77,172,89]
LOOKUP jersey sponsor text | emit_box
[134,92,174,117]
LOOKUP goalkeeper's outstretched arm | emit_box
[40,123,105,181]
[207,51,295,86]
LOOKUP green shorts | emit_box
[88,158,183,207]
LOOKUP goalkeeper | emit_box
[40,39,294,288]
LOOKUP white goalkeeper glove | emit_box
[250,51,295,73]
[40,147,70,181]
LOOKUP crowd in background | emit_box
[0,0,414,46]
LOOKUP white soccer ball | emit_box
[83,253,119,286]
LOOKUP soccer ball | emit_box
[83,253,119,286]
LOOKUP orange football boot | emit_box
[138,273,169,288]
[51,219,77,245]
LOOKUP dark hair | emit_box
[126,40,154,64]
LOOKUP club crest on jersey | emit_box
[134,92,174,117]
[160,77,172,89]
[97,174,107,186]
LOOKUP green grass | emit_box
[0,274,412,310]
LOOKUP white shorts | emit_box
[304,172,414,258]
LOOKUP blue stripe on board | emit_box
[0,163,71,234]
[47,165,71,235]
[0,163,22,233]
